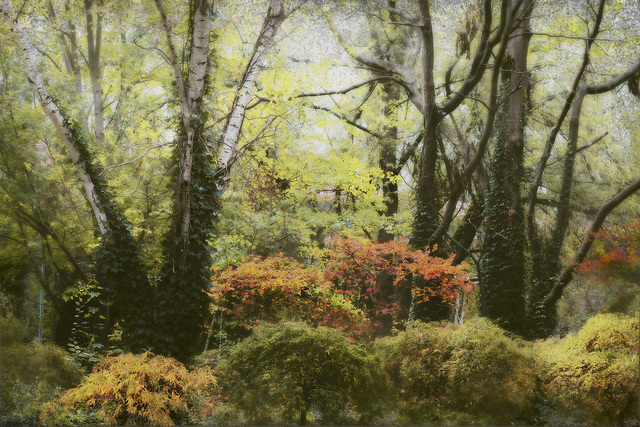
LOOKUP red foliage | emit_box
[208,238,475,338]
[577,220,640,281]
[323,237,474,331]
[208,255,369,338]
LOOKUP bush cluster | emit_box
[376,319,538,425]
[216,321,389,425]
[27,312,639,426]
[537,313,639,425]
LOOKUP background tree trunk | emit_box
[479,0,533,335]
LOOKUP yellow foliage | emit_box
[537,313,639,425]
[41,352,218,426]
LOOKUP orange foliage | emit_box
[209,238,475,337]
[40,352,218,426]
[208,255,370,337]
[323,237,474,329]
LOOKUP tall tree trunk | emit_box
[479,0,533,335]
[410,0,442,252]
[375,1,405,243]
[152,0,217,362]
[1,0,151,351]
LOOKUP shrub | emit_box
[209,254,370,343]
[538,313,639,425]
[40,352,218,426]
[0,337,84,425]
[217,322,390,425]
[1,311,27,345]
[375,321,455,424]
[376,319,539,425]
[324,237,475,334]
[442,318,538,425]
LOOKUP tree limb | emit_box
[322,6,423,112]
[586,56,640,94]
[543,176,640,306]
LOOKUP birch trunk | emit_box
[216,0,286,191]
[0,0,110,237]
[85,0,106,146]
[154,0,212,252]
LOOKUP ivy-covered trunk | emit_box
[479,0,532,335]
[1,0,151,350]
[410,0,442,253]
[150,0,217,362]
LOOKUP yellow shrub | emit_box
[376,319,539,425]
[41,352,217,426]
[538,313,639,425]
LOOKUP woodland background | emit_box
[0,0,639,425]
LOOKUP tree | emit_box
[479,0,534,334]
[0,0,152,351]
[0,0,300,361]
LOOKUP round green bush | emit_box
[217,321,389,425]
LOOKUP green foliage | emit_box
[537,313,639,425]
[376,319,539,425]
[59,113,153,353]
[0,333,84,426]
[41,352,218,426]
[66,281,108,364]
[0,311,27,345]
[374,320,454,424]
[217,322,390,425]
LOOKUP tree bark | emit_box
[85,0,106,146]
[410,0,441,251]
[0,0,110,237]
[216,0,286,192]
[479,0,533,335]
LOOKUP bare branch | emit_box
[576,131,608,153]
[308,104,383,139]
[525,0,607,239]
[295,76,396,98]
[322,7,423,112]
[370,0,418,25]
[543,176,640,306]
[586,56,640,94]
